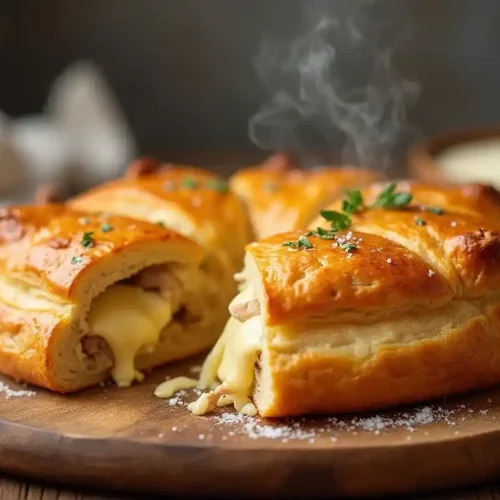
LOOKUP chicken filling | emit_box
[82,263,212,388]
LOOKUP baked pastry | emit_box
[188,180,500,417]
[0,204,221,392]
[230,153,384,239]
[69,158,253,304]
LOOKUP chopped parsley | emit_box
[282,235,313,249]
[415,218,426,226]
[71,256,83,265]
[319,210,351,231]
[298,235,313,249]
[342,189,364,214]
[206,178,229,193]
[314,227,337,239]
[372,182,413,209]
[100,222,114,233]
[340,242,358,253]
[80,232,95,248]
[181,177,198,189]
[156,221,166,227]
[428,207,444,215]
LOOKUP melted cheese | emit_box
[185,284,263,416]
[154,376,198,398]
[87,284,173,387]
[437,139,500,185]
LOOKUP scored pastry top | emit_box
[230,153,385,239]
[0,204,202,300]
[246,181,500,325]
[71,157,249,237]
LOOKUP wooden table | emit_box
[1,474,500,500]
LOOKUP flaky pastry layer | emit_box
[191,181,500,417]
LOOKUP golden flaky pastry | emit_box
[69,158,254,307]
[230,153,384,239]
[0,204,224,392]
[189,181,500,417]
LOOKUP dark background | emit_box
[1,0,499,171]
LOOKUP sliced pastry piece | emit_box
[0,204,221,392]
[188,182,500,417]
[69,158,253,305]
[230,153,384,239]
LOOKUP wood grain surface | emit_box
[3,356,500,498]
[2,474,500,500]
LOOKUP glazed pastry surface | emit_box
[0,204,222,392]
[230,153,384,238]
[191,181,500,417]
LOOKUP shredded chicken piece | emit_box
[233,271,246,283]
[131,264,200,310]
[229,298,261,322]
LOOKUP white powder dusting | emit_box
[0,381,36,399]
[164,389,495,443]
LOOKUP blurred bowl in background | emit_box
[409,126,500,188]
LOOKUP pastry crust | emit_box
[0,204,215,392]
[69,158,253,290]
[195,181,500,417]
[230,153,384,239]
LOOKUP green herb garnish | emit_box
[71,256,83,265]
[342,189,364,214]
[340,242,358,253]
[428,207,444,215]
[372,182,413,209]
[206,178,229,193]
[282,234,313,249]
[80,232,95,248]
[298,235,313,249]
[156,221,166,227]
[319,210,351,231]
[182,177,198,189]
[415,218,426,226]
[316,227,337,239]
[100,222,114,233]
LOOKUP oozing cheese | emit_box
[87,283,173,387]
[184,285,263,416]
[154,376,198,398]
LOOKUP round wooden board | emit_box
[2,358,500,499]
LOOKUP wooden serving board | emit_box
[1,358,500,499]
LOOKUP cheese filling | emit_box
[87,283,173,387]
[156,284,263,416]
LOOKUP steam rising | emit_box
[249,4,419,169]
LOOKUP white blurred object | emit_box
[46,61,136,187]
[0,112,27,196]
[11,116,71,184]
[1,60,136,203]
